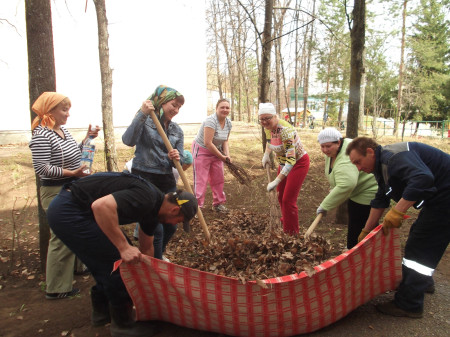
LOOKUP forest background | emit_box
[204,0,449,137]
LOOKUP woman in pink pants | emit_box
[259,103,310,234]
[192,99,232,212]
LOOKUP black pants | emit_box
[395,192,450,312]
[347,199,371,249]
[48,189,131,305]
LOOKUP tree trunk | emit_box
[338,99,344,125]
[211,1,223,98]
[236,6,243,121]
[274,10,282,116]
[293,1,300,127]
[358,70,366,130]
[260,0,273,153]
[25,0,55,272]
[346,0,366,139]
[273,2,290,118]
[227,1,243,121]
[93,0,119,172]
[259,0,273,104]
[372,108,379,138]
[275,38,282,115]
[223,34,235,120]
[303,0,316,128]
[323,42,332,129]
[395,0,407,137]
[339,0,365,223]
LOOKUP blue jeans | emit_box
[134,221,177,259]
[47,189,130,305]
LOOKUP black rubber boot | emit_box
[109,301,158,337]
[90,286,111,326]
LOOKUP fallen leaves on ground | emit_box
[166,209,332,281]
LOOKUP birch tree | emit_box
[92,0,118,172]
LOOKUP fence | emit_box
[362,119,449,139]
[308,119,449,139]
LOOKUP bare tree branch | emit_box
[0,18,21,36]
[274,6,350,48]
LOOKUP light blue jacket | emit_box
[122,110,185,174]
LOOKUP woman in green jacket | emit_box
[316,128,378,248]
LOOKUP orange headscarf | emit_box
[31,92,68,130]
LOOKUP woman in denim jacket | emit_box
[122,85,185,260]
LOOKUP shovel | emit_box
[147,109,210,242]
[304,213,323,239]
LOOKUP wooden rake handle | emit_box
[147,110,210,242]
[305,213,323,239]
[265,163,272,182]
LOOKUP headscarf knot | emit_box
[31,92,67,130]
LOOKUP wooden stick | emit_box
[265,163,272,182]
[305,213,323,239]
[265,163,280,230]
[147,110,210,242]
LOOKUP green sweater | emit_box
[320,138,378,211]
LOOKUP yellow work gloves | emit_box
[358,229,370,242]
[382,207,406,235]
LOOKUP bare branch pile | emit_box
[224,160,251,186]
[167,210,332,282]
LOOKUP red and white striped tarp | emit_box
[119,225,402,337]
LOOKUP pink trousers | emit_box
[277,154,310,234]
[192,141,226,208]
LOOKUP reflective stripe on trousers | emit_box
[402,258,434,277]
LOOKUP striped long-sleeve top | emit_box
[29,125,82,184]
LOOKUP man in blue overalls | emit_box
[346,137,450,318]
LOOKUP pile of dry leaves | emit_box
[166,209,332,281]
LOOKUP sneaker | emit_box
[376,300,423,318]
[162,255,171,263]
[213,204,229,213]
[46,288,80,300]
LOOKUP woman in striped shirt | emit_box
[29,92,99,300]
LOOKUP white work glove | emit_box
[262,152,270,168]
[316,206,327,216]
[267,177,281,192]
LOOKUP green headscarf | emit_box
[147,85,183,119]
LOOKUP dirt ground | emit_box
[0,124,448,337]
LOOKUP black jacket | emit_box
[371,142,450,209]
